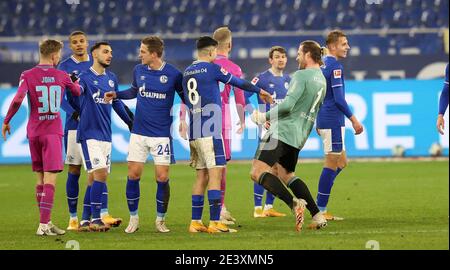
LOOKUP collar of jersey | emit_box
[89,66,106,76]
[268,68,283,77]
[193,60,209,64]
[37,64,54,69]
[216,54,228,60]
[71,54,90,64]
[147,61,166,71]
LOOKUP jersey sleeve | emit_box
[4,73,29,124]
[174,70,185,103]
[266,73,305,120]
[63,73,81,97]
[214,64,233,84]
[330,63,344,88]
[117,68,139,100]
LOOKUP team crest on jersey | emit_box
[140,76,145,81]
[94,80,98,85]
[220,67,229,76]
[251,77,259,85]
[108,80,115,87]
[160,75,168,84]
[269,83,275,88]
[284,82,289,89]
[333,69,342,79]
[93,158,100,166]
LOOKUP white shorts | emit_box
[65,130,83,165]
[78,139,112,173]
[189,136,226,169]
[318,126,346,155]
[127,133,172,165]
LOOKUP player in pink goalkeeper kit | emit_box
[213,27,246,224]
[2,40,81,236]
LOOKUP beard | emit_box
[99,61,110,68]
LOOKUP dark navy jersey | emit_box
[246,69,291,112]
[317,55,352,128]
[128,62,183,137]
[182,61,232,140]
[57,55,93,131]
[77,67,121,142]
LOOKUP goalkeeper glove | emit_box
[251,110,267,125]
[70,72,79,83]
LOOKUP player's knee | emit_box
[339,160,348,169]
[128,171,141,180]
[156,172,169,182]
[68,165,81,175]
[250,167,262,182]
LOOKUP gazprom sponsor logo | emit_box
[139,83,167,99]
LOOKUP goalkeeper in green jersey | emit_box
[250,40,328,232]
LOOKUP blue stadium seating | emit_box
[0,0,447,56]
[1,0,447,36]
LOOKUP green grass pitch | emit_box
[0,160,448,250]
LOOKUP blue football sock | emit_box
[316,168,337,212]
[265,191,275,206]
[90,181,105,220]
[101,183,108,215]
[253,182,264,207]
[156,180,170,218]
[208,190,222,221]
[192,195,204,220]
[82,185,92,221]
[66,172,80,217]
[126,177,140,216]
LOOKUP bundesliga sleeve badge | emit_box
[333,69,342,79]
[251,77,259,85]
[220,67,229,75]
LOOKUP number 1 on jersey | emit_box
[310,87,324,113]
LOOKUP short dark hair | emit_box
[39,39,63,57]
[269,46,287,59]
[300,40,324,66]
[69,30,87,41]
[326,30,347,46]
[141,36,164,57]
[196,36,218,50]
[90,41,111,54]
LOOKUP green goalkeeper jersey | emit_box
[265,68,326,150]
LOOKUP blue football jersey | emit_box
[317,55,348,128]
[182,61,233,139]
[77,67,120,142]
[129,63,184,137]
[57,55,93,131]
[247,69,291,112]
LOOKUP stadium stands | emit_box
[0,0,447,61]
[0,0,447,36]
